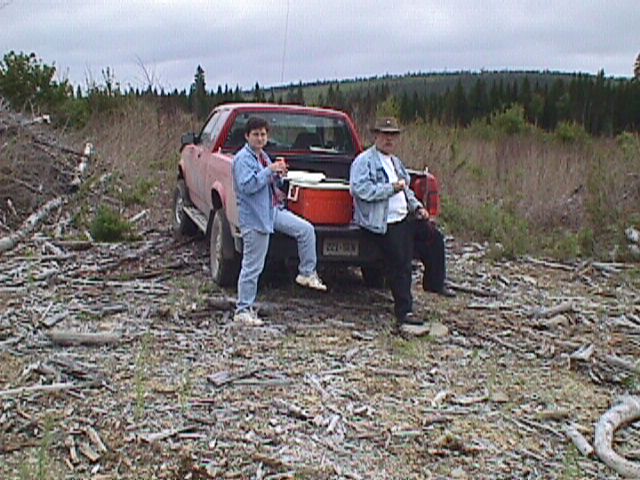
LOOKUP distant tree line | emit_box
[309,71,640,136]
[1,50,639,136]
[235,70,640,137]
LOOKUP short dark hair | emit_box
[245,117,269,135]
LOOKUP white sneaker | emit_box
[233,309,263,326]
[295,273,327,291]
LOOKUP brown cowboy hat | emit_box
[370,117,402,133]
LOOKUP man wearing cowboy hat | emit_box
[350,117,452,332]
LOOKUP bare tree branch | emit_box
[134,55,159,92]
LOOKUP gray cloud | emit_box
[0,0,637,92]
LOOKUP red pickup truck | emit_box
[174,103,439,287]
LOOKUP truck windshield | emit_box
[223,111,356,155]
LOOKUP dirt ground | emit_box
[1,224,640,479]
[1,106,640,479]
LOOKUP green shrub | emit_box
[539,228,596,261]
[491,104,528,136]
[121,178,155,207]
[616,131,640,160]
[441,197,531,259]
[467,117,496,140]
[482,204,530,259]
[90,207,132,242]
[0,51,71,112]
[554,121,589,144]
[550,231,580,260]
[577,228,595,257]
[585,154,620,236]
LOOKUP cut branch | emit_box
[0,382,77,398]
[594,396,640,478]
[0,196,63,254]
[47,330,122,346]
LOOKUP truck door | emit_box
[188,110,229,212]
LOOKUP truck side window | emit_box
[210,110,230,148]
[200,110,230,151]
[200,112,221,150]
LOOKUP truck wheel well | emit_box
[211,190,223,211]
[206,190,224,237]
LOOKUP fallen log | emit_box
[0,382,77,398]
[594,396,640,478]
[47,330,122,346]
[564,424,594,457]
[0,197,63,254]
[138,425,196,443]
[525,256,574,271]
[532,301,574,319]
[603,355,640,373]
[446,281,498,297]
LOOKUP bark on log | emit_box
[533,301,574,319]
[0,382,77,398]
[564,424,594,457]
[594,396,640,478]
[0,197,63,254]
[446,281,498,297]
[47,330,122,346]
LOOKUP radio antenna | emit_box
[280,0,290,84]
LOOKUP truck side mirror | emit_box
[180,132,199,151]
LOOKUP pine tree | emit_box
[446,80,469,126]
[296,82,305,105]
[469,78,489,121]
[0,51,71,111]
[399,91,413,122]
[189,65,207,119]
[252,82,265,102]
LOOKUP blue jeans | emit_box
[236,209,317,313]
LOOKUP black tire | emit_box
[210,209,241,287]
[173,179,198,237]
[361,265,386,288]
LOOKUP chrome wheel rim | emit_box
[211,218,223,278]
[174,192,184,225]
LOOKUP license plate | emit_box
[323,238,359,257]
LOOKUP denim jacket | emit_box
[349,146,422,234]
[233,144,282,234]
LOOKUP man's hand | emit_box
[392,179,406,192]
[415,207,429,220]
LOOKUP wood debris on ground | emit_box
[1,105,640,478]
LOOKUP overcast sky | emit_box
[1,0,638,92]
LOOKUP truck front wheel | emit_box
[173,179,198,237]
[210,209,240,287]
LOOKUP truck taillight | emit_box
[425,172,441,217]
[411,172,441,218]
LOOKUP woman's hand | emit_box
[269,158,288,175]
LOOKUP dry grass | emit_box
[397,122,640,258]
[73,100,639,257]
[72,99,196,228]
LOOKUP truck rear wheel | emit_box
[361,265,386,288]
[173,179,198,237]
[210,209,240,287]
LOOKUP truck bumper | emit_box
[267,224,383,266]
